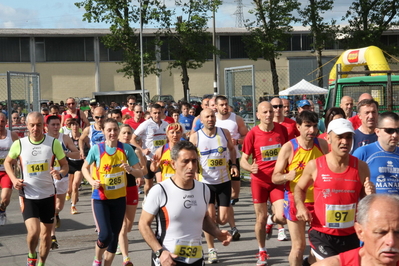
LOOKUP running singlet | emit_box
[241,123,288,183]
[134,118,169,160]
[88,124,105,147]
[51,133,69,172]
[312,155,361,236]
[91,141,127,200]
[159,143,175,181]
[215,112,241,158]
[197,127,230,184]
[280,117,300,140]
[9,135,65,199]
[126,144,137,187]
[0,130,13,171]
[143,178,210,265]
[353,141,399,195]
[351,129,377,154]
[286,138,324,203]
[63,110,82,128]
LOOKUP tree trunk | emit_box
[316,48,324,88]
[181,64,190,101]
[270,58,279,95]
[133,69,141,91]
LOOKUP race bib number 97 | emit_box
[325,203,356,229]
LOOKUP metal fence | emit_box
[0,71,40,136]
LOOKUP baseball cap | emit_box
[327,118,355,135]
[90,99,97,105]
[298,100,311,108]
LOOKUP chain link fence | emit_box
[0,72,40,137]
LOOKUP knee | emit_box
[97,233,113,249]
[256,214,268,226]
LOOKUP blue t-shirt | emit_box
[179,114,195,131]
[86,142,139,166]
[351,129,378,154]
[193,118,203,132]
[353,141,399,195]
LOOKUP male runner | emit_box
[61,97,89,129]
[271,97,299,141]
[79,107,106,157]
[339,96,356,118]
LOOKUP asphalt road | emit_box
[0,180,302,266]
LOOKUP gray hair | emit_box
[170,141,198,161]
[356,194,399,225]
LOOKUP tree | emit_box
[342,0,399,53]
[160,0,221,101]
[299,0,337,88]
[75,0,170,90]
[243,0,300,95]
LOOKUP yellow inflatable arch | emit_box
[328,46,390,84]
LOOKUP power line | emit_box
[233,0,244,28]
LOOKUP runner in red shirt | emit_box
[124,105,145,130]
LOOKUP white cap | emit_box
[327,118,355,135]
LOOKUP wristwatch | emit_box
[155,248,165,258]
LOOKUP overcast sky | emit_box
[1,0,350,29]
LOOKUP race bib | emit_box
[207,158,226,169]
[174,239,202,260]
[28,162,49,174]
[153,139,166,148]
[104,171,125,190]
[260,144,281,161]
[325,203,356,229]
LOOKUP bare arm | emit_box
[240,152,257,174]
[318,138,329,155]
[50,157,69,180]
[150,146,162,172]
[81,160,99,188]
[79,127,90,159]
[202,211,232,246]
[11,131,19,141]
[4,156,22,189]
[223,129,238,176]
[80,109,90,129]
[189,131,198,147]
[272,142,295,184]
[294,159,317,222]
[190,116,200,136]
[63,135,80,159]
[235,115,248,145]
[358,160,374,198]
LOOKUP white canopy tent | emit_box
[279,79,328,96]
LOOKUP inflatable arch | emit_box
[328,46,390,84]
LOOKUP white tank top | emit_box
[215,112,241,158]
[20,136,57,199]
[147,178,209,264]
[197,127,230,184]
[0,130,13,171]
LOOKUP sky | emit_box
[0,0,350,29]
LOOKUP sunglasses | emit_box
[129,103,136,105]
[380,128,399,134]
[67,102,76,106]
[272,104,283,109]
[95,115,105,119]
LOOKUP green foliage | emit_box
[75,0,171,89]
[341,0,399,54]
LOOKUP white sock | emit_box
[259,247,267,252]
[267,214,274,225]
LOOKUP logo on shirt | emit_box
[321,174,332,182]
[322,189,331,198]
[217,146,224,154]
[103,164,111,172]
[32,147,41,156]
[184,200,197,209]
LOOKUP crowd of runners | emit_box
[0,93,399,266]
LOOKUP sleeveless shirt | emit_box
[0,130,13,171]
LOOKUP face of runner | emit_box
[356,198,399,265]
[167,128,183,143]
[70,122,79,133]
[201,98,209,109]
[359,103,378,130]
[93,108,106,127]
[282,99,290,117]
[103,120,120,143]
[47,118,61,136]
[119,126,133,144]
[151,107,162,123]
[297,121,318,141]
[11,113,20,125]
[111,113,122,123]
[172,112,179,123]
[340,96,354,117]
[0,113,6,130]
[172,148,198,181]
[270,98,283,119]
[256,102,274,125]
[200,109,216,130]
[208,98,217,112]
[328,131,353,155]
[27,113,44,141]
[66,99,77,111]
[216,99,229,116]
[134,106,143,121]
[189,109,195,116]
[128,99,136,110]
[181,105,189,116]
[376,118,399,152]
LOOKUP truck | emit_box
[325,46,399,112]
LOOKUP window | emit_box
[0,37,30,62]
[45,37,85,61]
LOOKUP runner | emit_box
[0,112,19,225]
[79,107,106,157]
[190,108,238,264]
[4,112,69,266]
[139,141,232,266]
[81,118,142,266]
[272,110,328,266]
[240,101,288,265]
[295,118,374,262]
[61,97,90,129]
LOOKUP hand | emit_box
[13,179,25,190]
[91,179,101,189]
[159,250,178,266]
[251,158,258,174]
[285,169,296,181]
[120,160,132,174]
[143,148,150,155]
[50,167,62,180]
[217,230,232,246]
[80,151,86,160]
[364,177,375,195]
[296,205,312,223]
[230,165,239,177]
[136,177,144,187]
[151,154,160,168]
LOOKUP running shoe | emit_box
[208,249,218,264]
[231,227,241,241]
[55,214,61,228]
[51,236,59,250]
[230,198,239,206]
[123,257,133,266]
[277,228,288,241]
[92,259,102,266]
[115,245,122,255]
[27,257,37,266]
[71,206,78,215]
[265,224,273,240]
[302,256,310,266]
[256,251,269,266]
[65,193,71,201]
[0,210,6,225]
